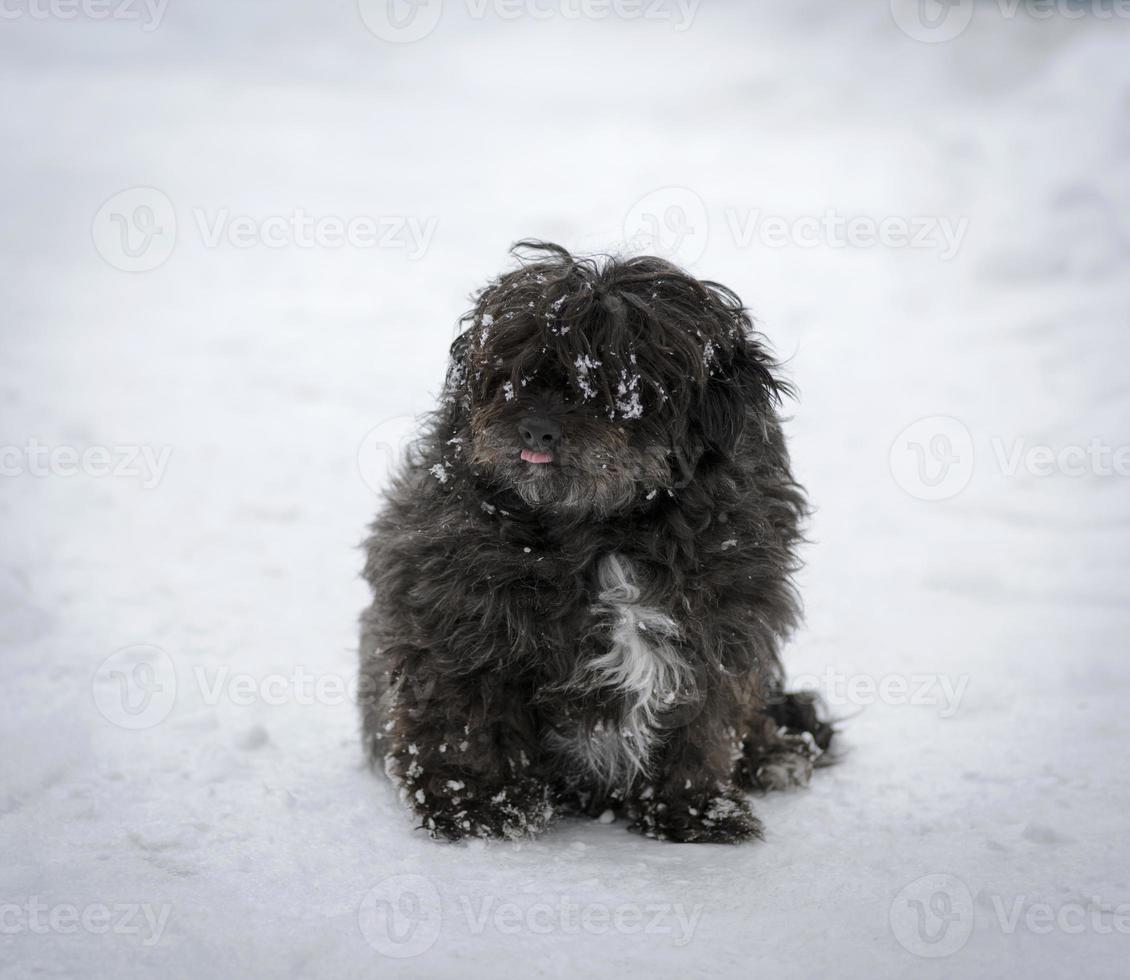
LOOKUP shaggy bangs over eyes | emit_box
[451,240,788,425]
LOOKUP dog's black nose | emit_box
[518,415,561,451]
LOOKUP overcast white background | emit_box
[1,0,1129,976]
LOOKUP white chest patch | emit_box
[549,554,694,786]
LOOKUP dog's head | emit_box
[443,241,789,516]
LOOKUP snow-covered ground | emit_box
[2,1,1129,976]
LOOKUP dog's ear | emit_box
[689,338,781,459]
[443,330,471,396]
[438,330,476,434]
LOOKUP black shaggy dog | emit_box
[359,241,832,843]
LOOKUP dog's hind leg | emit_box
[735,691,833,792]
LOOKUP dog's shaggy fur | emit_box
[359,241,832,843]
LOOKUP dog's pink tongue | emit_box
[521,449,553,464]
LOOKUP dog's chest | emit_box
[545,552,693,786]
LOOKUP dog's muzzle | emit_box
[519,415,559,464]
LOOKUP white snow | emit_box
[615,369,643,419]
[2,2,1129,978]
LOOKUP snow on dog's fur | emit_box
[359,241,833,843]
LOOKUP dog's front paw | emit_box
[627,788,762,844]
[414,777,555,842]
